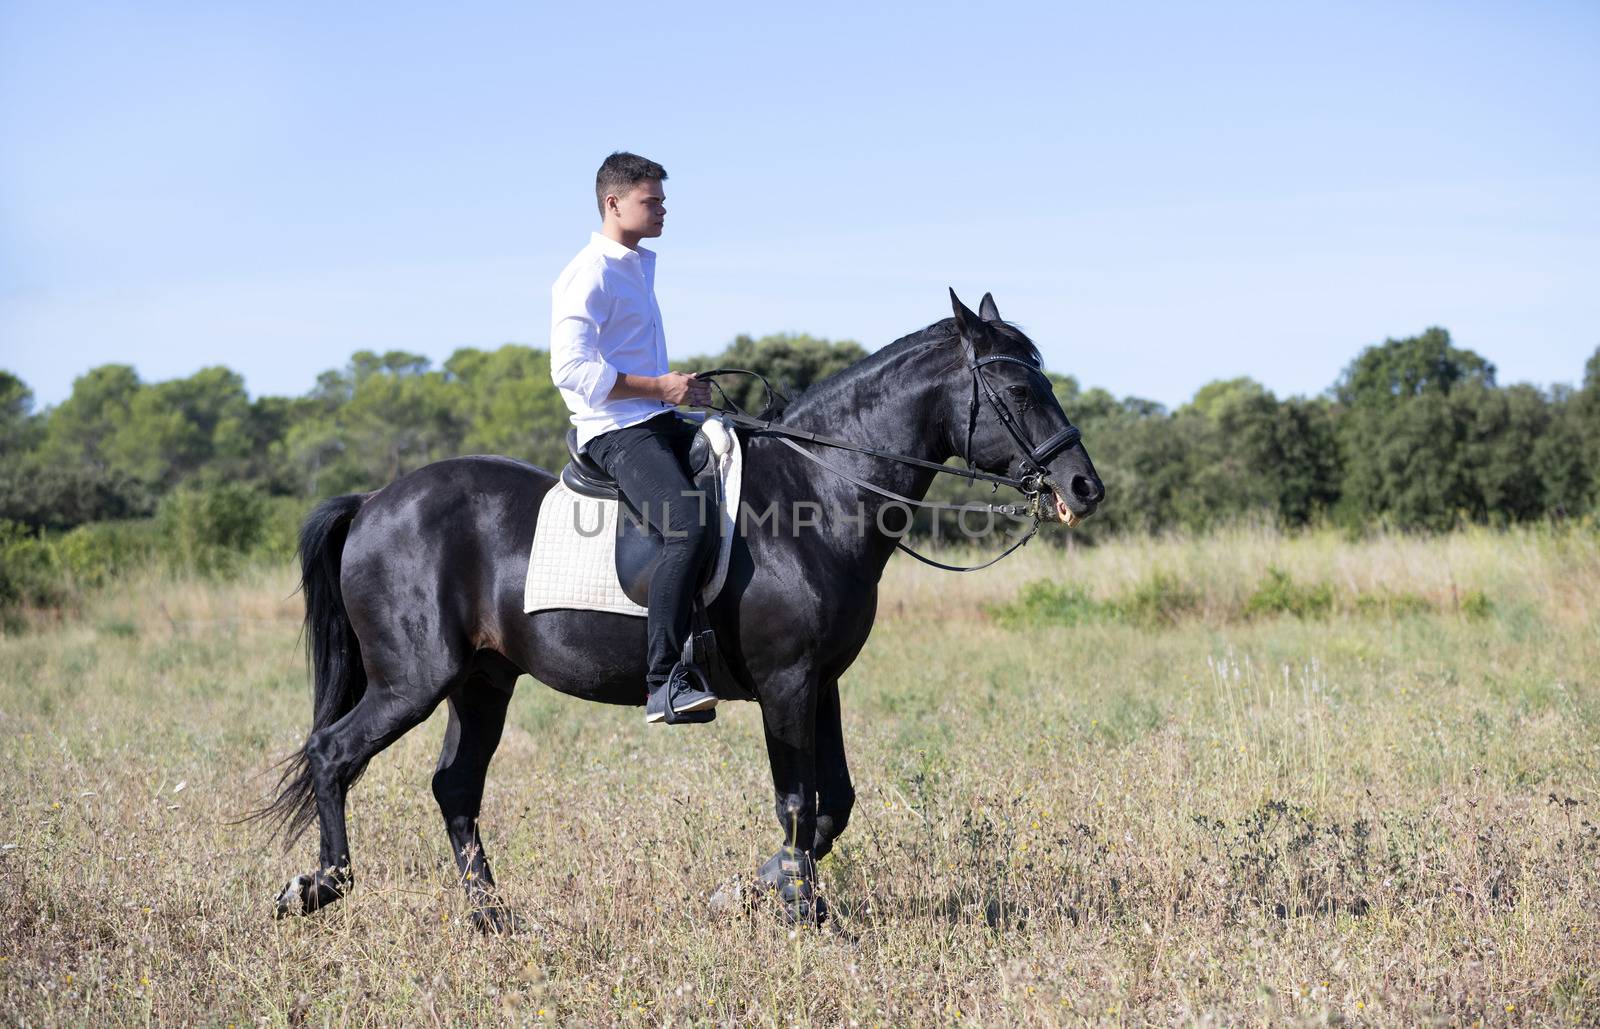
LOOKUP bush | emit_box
[1459,589,1493,619]
[0,457,154,530]
[988,566,1497,633]
[988,571,1202,628]
[54,519,159,589]
[1,485,291,619]
[0,519,63,612]
[155,484,269,574]
[1112,571,1200,626]
[1244,567,1334,620]
[1354,590,1435,619]
[987,580,1106,627]
[259,495,308,566]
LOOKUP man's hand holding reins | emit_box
[609,371,713,407]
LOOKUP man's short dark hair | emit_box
[595,151,667,217]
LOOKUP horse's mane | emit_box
[782,317,1043,417]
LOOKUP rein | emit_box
[694,364,1080,572]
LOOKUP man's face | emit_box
[609,178,666,238]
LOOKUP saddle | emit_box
[560,424,722,608]
[552,418,750,701]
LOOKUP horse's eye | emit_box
[1006,385,1029,398]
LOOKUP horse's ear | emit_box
[978,292,1001,323]
[949,288,980,338]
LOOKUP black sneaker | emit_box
[644,663,718,725]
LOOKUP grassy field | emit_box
[1,527,1597,1025]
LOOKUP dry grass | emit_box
[1,527,1597,1025]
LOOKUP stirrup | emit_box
[677,632,716,694]
[646,642,717,724]
[664,660,717,724]
[645,682,713,724]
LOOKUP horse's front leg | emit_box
[757,669,822,922]
[811,678,854,861]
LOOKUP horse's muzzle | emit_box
[1048,475,1102,527]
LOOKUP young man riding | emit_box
[549,151,721,725]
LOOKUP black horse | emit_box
[261,291,1103,926]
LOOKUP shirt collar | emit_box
[590,231,654,263]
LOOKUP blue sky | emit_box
[2,1,1596,412]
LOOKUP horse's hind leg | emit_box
[275,681,454,916]
[432,666,517,932]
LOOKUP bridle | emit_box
[959,340,1082,495]
[694,343,1086,572]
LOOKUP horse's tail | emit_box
[248,492,370,845]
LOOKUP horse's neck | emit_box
[748,346,952,579]
[782,366,948,491]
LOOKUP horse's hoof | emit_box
[779,890,827,926]
[758,846,815,886]
[274,874,312,918]
[757,846,826,926]
[470,905,525,935]
[273,869,349,919]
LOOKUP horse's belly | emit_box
[505,608,650,707]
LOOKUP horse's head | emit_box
[941,290,1104,526]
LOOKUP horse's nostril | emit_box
[1071,475,1103,504]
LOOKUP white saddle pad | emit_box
[523,417,743,617]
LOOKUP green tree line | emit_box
[2,327,1597,549]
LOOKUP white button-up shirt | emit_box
[550,231,673,449]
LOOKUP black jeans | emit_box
[584,413,719,683]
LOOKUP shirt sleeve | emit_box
[550,261,620,407]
